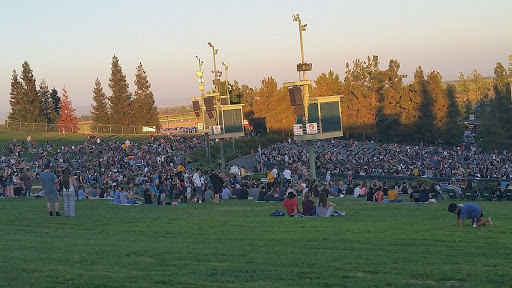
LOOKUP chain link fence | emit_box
[3,120,158,135]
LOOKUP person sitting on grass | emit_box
[373,186,384,202]
[448,203,492,227]
[282,191,300,216]
[203,184,214,203]
[119,186,138,205]
[87,185,99,199]
[410,185,421,203]
[316,192,336,217]
[419,184,432,203]
[301,191,315,216]
[144,187,153,205]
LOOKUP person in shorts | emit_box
[40,162,60,216]
[448,203,492,227]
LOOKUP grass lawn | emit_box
[0,197,510,288]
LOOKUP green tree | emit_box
[108,55,132,126]
[58,87,79,132]
[50,88,61,119]
[311,70,343,98]
[477,62,512,150]
[8,69,25,122]
[427,71,448,138]
[378,59,406,141]
[39,80,59,123]
[91,78,109,125]
[444,84,464,145]
[21,61,45,123]
[252,77,294,133]
[132,63,159,126]
[411,67,435,143]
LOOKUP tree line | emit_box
[8,61,78,132]
[225,56,511,150]
[90,55,159,128]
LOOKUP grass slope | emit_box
[0,197,510,288]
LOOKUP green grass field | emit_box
[1,197,510,288]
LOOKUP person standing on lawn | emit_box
[60,167,78,217]
[448,203,492,227]
[40,162,60,216]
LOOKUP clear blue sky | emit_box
[1,0,511,117]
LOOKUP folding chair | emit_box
[446,189,458,200]
[462,189,475,200]
[480,188,493,201]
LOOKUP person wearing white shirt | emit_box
[282,168,292,184]
[192,168,203,203]
[353,183,361,197]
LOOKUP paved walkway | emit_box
[227,153,259,173]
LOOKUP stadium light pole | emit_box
[209,42,225,169]
[196,55,210,164]
[292,14,316,180]
[222,61,236,156]
[195,56,205,96]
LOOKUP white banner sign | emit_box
[306,123,318,134]
[212,125,221,134]
[293,124,303,136]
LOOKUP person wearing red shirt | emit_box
[282,191,300,215]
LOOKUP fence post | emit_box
[32,123,35,131]
[109,126,112,134]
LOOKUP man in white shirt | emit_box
[272,167,279,183]
[193,168,203,203]
[282,168,292,185]
[353,183,361,197]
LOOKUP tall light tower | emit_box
[195,56,205,95]
[208,42,225,169]
[208,42,222,92]
[292,14,316,179]
[222,61,230,104]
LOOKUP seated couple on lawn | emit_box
[282,191,336,217]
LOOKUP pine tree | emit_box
[108,55,132,126]
[444,84,463,145]
[477,62,512,150]
[39,80,59,123]
[50,88,61,120]
[427,71,448,137]
[411,67,435,143]
[58,87,79,133]
[8,69,25,122]
[20,61,45,123]
[132,63,158,126]
[91,78,109,125]
[312,70,343,97]
[378,59,406,141]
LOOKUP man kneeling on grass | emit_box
[448,203,492,228]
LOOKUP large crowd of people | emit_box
[1,132,511,218]
[258,137,512,180]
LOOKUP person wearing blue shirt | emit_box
[448,203,492,227]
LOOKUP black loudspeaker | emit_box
[289,86,303,106]
[194,111,201,117]
[207,111,215,119]
[192,100,201,112]
[204,97,215,112]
